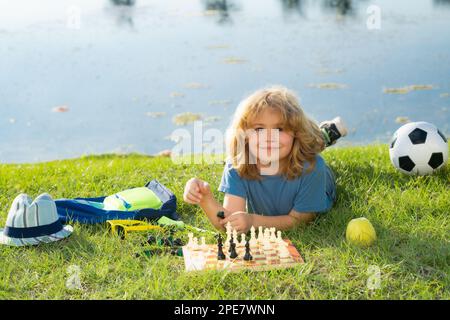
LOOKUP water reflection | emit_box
[434,0,450,7]
[279,0,355,17]
[280,0,304,17]
[202,0,239,24]
[110,0,136,5]
[322,0,353,16]
[1,0,449,163]
[108,0,136,27]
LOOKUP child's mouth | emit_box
[260,146,280,151]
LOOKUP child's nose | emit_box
[266,129,279,142]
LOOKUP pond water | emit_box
[1,0,449,163]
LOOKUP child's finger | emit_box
[188,191,202,202]
[189,189,202,198]
[200,181,210,193]
[219,215,231,225]
[220,213,236,223]
[191,180,201,193]
[186,192,201,203]
[230,221,241,232]
[185,195,199,204]
[220,213,239,226]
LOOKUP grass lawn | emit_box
[0,144,449,299]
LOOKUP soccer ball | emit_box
[389,122,448,175]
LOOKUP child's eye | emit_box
[255,127,265,132]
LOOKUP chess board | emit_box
[182,239,304,272]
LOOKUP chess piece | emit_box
[192,237,199,250]
[263,238,272,252]
[200,237,207,249]
[240,233,246,247]
[263,242,274,264]
[187,233,194,248]
[243,240,253,261]
[276,230,283,243]
[264,228,270,242]
[229,242,238,259]
[217,234,226,260]
[173,238,183,246]
[228,237,234,253]
[146,235,157,245]
[257,226,263,243]
[217,211,225,219]
[278,242,292,263]
[270,228,277,243]
[232,229,238,244]
[225,222,232,244]
[249,226,257,247]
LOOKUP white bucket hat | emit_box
[0,193,73,246]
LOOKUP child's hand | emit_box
[183,178,212,205]
[220,211,254,234]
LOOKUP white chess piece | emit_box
[263,238,274,263]
[200,236,207,249]
[264,228,270,242]
[232,229,238,244]
[250,226,257,247]
[193,237,199,250]
[276,230,283,243]
[225,222,232,241]
[270,229,277,242]
[250,226,256,238]
[187,233,194,248]
[257,226,264,243]
[263,238,272,252]
[279,245,291,259]
[278,241,291,261]
[240,233,246,247]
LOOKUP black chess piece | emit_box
[216,211,225,219]
[243,240,253,261]
[173,238,183,247]
[146,235,157,245]
[217,234,226,260]
[228,238,234,253]
[217,233,223,245]
[229,242,238,259]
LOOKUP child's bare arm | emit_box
[183,178,245,230]
[199,193,246,230]
[219,209,316,233]
[251,210,316,231]
[199,196,229,230]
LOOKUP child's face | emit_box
[247,108,294,165]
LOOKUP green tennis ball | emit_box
[346,217,377,247]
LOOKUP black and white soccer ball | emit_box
[389,122,448,175]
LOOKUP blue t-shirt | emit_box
[218,155,336,216]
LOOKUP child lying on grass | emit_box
[183,86,347,233]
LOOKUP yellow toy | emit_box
[107,220,162,239]
[346,217,377,247]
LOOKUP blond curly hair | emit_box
[226,86,325,180]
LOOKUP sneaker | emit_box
[320,116,348,146]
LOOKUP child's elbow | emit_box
[289,211,317,226]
